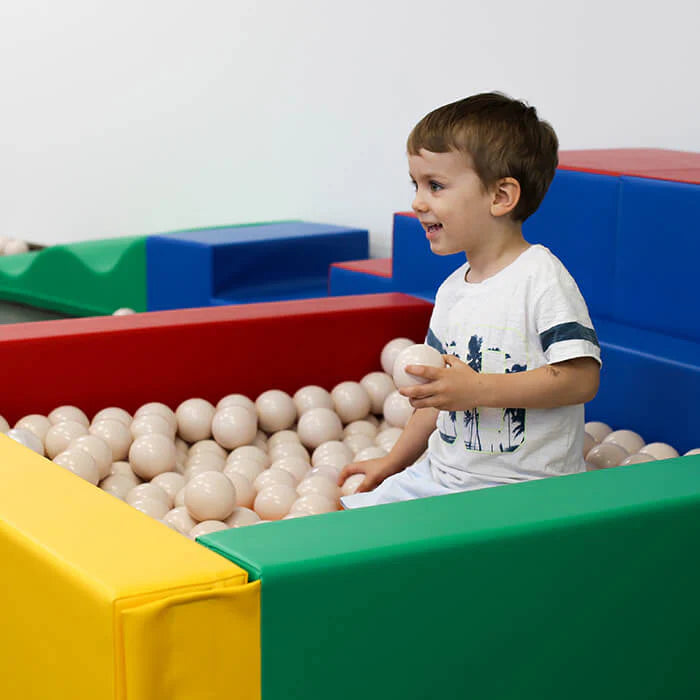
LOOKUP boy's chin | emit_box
[429,241,460,256]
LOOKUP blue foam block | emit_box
[614,177,700,343]
[524,170,619,320]
[147,222,368,310]
[587,317,700,454]
[328,267,397,297]
[391,214,465,297]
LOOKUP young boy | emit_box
[339,92,601,509]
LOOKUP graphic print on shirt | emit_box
[428,328,527,453]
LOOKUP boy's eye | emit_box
[410,180,417,192]
[429,181,444,192]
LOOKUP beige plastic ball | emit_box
[225,457,266,483]
[14,414,51,444]
[602,429,645,454]
[586,443,629,469]
[268,441,310,464]
[5,427,45,455]
[211,406,258,450]
[620,453,657,466]
[131,497,170,520]
[343,420,378,439]
[331,382,371,424]
[99,474,134,500]
[162,507,198,535]
[3,238,29,255]
[134,402,177,433]
[267,429,302,449]
[638,442,679,460]
[293,385,334,415]
[253,484,297,520]
[383,390,414,428]
[224,506,261,528]
[48,405,89,427]
[189,439,228,460]
[289,493,338,516]
[297,407,343,449]
[312,440,354,466]
[176,398,215,442]
[90,419,132,462]
[70,434,113,480]
[53,448,99,485]
[254,467,296,492]
[223,471,256,509]
[0,414,9,432]
[151,472,186,503]
[584,421,613,443]
[129,433,177,479]
[131,413,175,440]
[340,473,365,497]
[392,344,445,388]
[228,445,270,468]
[343,433,375,455]
[184,471,237,521]
[45,420,89,459]
[216,393,256,413]
[360,371,396,414]
[256,390,297,433]
[297,474,340,500]
[272,457,311,483]
[127,482,171,507]
[92,407,132,427]
[354,446,388,462]
[109,461,141,486]
[380,337,415,375]
[189,520,228,539]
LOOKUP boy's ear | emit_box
[490,177,520,217]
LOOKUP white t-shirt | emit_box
[426,244,601,488]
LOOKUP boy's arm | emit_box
[401,355,600,410]
[337,407,438,491]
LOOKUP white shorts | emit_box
[339,455,505,510]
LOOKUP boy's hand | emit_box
[399,354,482,411]
[337,456,399,494]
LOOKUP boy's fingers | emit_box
[337,462,364,486]
[405,364,442,380]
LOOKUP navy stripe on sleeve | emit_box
[540,321,599,353]
[426,328,445,354]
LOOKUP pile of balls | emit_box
[1,337,697,540]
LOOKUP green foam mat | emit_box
[0,237,146,316]
[202,456,700,700]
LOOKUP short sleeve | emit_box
[535,272,601,367]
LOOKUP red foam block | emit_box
[558,148,700,184]
[330,258,393,278]
[0,294,432,422]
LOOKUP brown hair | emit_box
[407,92,559,221]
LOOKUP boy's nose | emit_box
[412,193,428,213]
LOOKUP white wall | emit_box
[1,0,698,255]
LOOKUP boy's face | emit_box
[408,148,495,256]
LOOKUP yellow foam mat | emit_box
[0,435,260,700]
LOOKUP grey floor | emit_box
[0,300,73,325]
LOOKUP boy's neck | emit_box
[464,222,529,284]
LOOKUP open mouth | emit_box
[425,223,443,239]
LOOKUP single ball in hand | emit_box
[392,344,445,388]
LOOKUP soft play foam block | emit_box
[613,176,700,343]
[0,236,146,316]
[146,221,368,310]
[587,318,700,454]
[559,148,700,184]
[203,456,700,700]
[0,435,259,700]
[328,259,396,296]
[391,212,465,298]
[523,169,619,320]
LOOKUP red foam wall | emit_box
[0,294,432,423]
